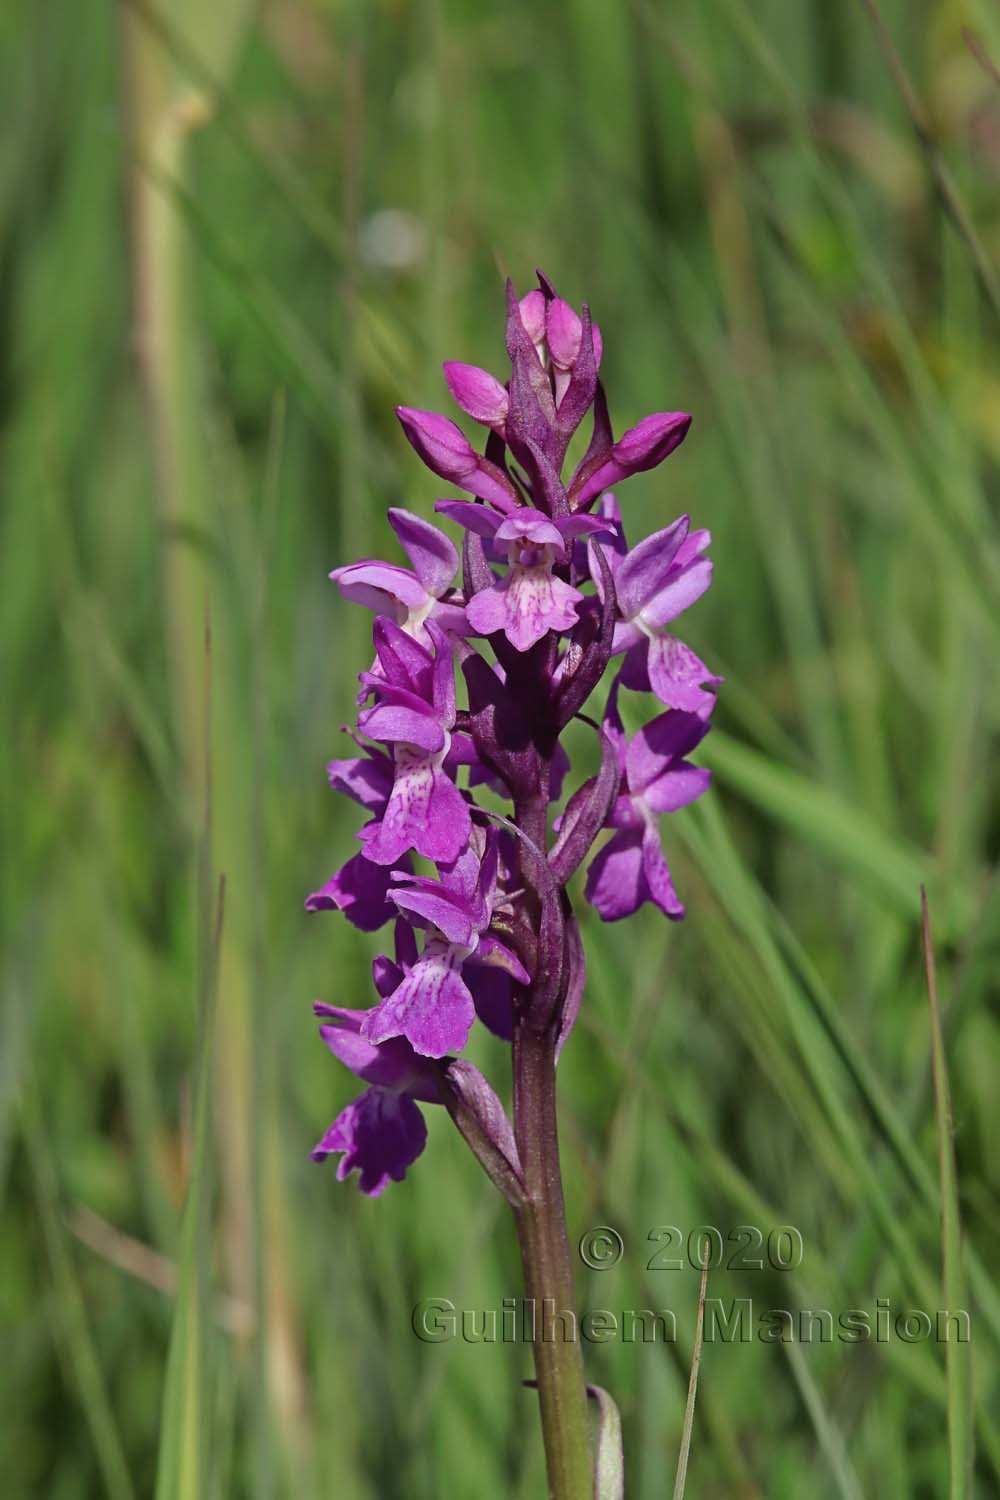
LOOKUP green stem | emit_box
[511,780,593,1500]
[513,1024,593,1500]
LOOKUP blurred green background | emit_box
[3,0,1000,1496]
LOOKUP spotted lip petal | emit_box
[361,760,471,866]
[466,565,584,652]
[459,506,607,653]
[361,952,477,1058]
[623,634,723,713]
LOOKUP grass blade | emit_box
[922,889,975,1499]
[672,1239,710,1500]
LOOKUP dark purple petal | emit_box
[394,917,419,971]
[372,954,405,997]
[314,1007,433,1093]
[425,618,457,726]
[549,741,571,802]
[306,850,398,931]
[372,615,435,693]
[312,1087,427,1195]
[460,649,539,799]
[465,962,514,1040]
[606,791,644,831]
[584,827,646,921]
[327,750,393,812]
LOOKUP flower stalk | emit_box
[513,1021,594,1500]
[305,272,720,1496]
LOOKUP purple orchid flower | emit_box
[515,290,604,410]
[585,683,712,922]
[355,617,472,867]
[589,494,722,713]
[570,411,692,511]
[396,407,521,512]
[443,362,510,432]
[307,726,508,929]
[329,508,467,645]
[361,833,529,1058]
[311,1003,440,1195]
[305,742,406,931]
[314,977,522,1196]
[438,501,608,652]
[308,270,722,1497]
